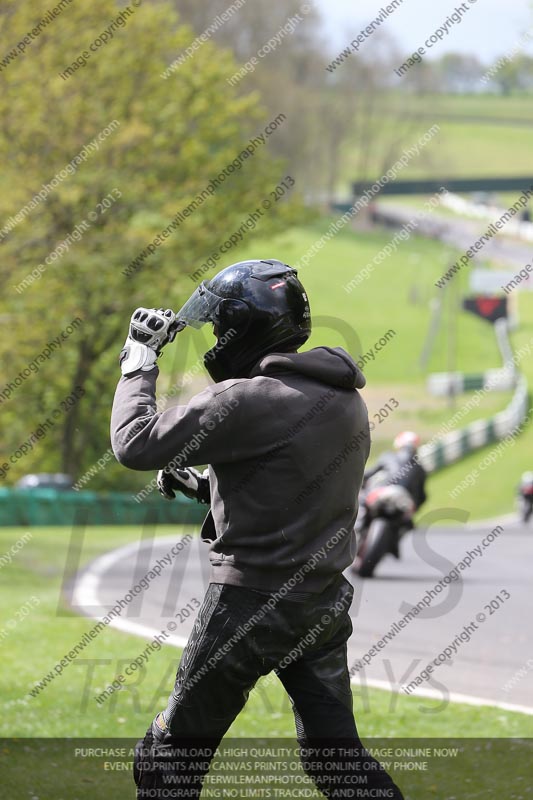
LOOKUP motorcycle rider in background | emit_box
[353,431,427,574]
[364,431,427,510]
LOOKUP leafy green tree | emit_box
[0,0,296,489]
[490,54,533,95]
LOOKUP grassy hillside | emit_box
[168,216,532,519]
[391,93,533,123]
[342,94,533,189]
[172,222,501,383]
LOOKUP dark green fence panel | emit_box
[0,489,206,527]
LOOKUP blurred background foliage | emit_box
[0,0,300,487]
[1,0,532,489]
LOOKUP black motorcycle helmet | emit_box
[176,259,311,382]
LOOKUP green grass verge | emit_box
[382,92,533,123]
[1,526,531,742]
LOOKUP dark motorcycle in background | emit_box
[518,472,533,524]
[352,483,416,577]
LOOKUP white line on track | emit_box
[72,535,190,649]
[354,677,533,716]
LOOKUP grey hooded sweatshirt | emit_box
[111,346,370,593]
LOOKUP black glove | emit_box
[157,465,210,504]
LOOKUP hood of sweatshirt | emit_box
[250,346,366,390]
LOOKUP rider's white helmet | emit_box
[393,431,421,452]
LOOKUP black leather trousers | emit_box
[133,576,404,799]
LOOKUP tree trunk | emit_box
[61,339,95,476]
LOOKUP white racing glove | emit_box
[157,465,210,505]
[119,307,183,376]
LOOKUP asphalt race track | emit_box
[72,517,533,714]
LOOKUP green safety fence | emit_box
[0,488,207,527]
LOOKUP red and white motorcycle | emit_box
[518,472,533,524]
[352,483,415,578]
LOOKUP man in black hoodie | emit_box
[111,259,404,800]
